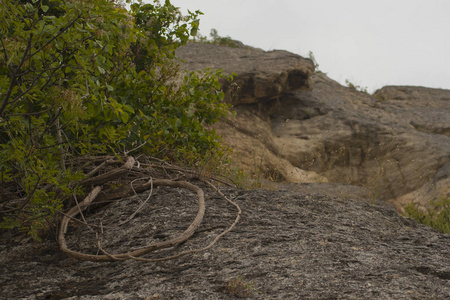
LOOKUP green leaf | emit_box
[0,0,231,239]
[120,112,129,123]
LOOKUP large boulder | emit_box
[374,85,450,137]
[176,43,326,185]
[372,86,450,209]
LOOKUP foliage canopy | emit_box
[0,0,231,238]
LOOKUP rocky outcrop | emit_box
[1,185,449,299]
[374,86,450,137]
[177,43,326,185]
[177,43,450,210]
[270,75,450,209]
[176,43,315,105]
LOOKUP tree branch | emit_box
[27,14,82,59]
[0,33,34,117]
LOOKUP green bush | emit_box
[0,0,231,238]
[404,197,450,233]
[345,79,368,94]
[192,28,242,48]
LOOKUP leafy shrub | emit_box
[308,51,322,73]
[404,197,450,233]
[345,79,368,94]
[192,28,242,48]
[0,0,231,238]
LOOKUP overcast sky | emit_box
[169,0,450,93]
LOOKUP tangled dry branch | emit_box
[58,156,241,262]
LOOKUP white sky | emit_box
[169,0,450,93]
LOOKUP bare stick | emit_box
[59,157,241,262]
[80,156,135,186]
[124,141,147,156]
[123,180,241,262]
[55,114,66,172]
[58,186,102,257]
[59,179,205,261]
[130,177,150,204]
[85,158,117,179]
[73,192,94,233]
[116,178,154,226]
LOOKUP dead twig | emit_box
[116,178,154,227]
[73,192,94,233]
[59,179,205,261]
[58,155,241,263]
[85,158,117,179]
[127,180,241,262]
[80,156,135,187]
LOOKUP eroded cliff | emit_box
[177,42,450,210]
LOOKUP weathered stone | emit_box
[176,43,315,105]
[269,74,450,209]
[1,185,449,299]
[374,85,450,137]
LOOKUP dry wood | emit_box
[80,156,135,186]
[125,180,242,262]
[58,155,241,262]
[59,179,205,261]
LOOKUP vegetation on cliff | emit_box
[0,0,231,239]
[405,197,450,233]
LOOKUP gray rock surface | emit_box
[374,86,450,137]
[1,184,449,299]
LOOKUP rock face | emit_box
[375,86,450,137]
[176,42,314,105]
[271,75,450,209]
[177,42,450,210]
[1,184,449,299]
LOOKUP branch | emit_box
[5,51,66,113]
[1,13,84,116]
[56,116,66,172]
[57,155,242,263]
[58,179,206,261]
[127,180,241,262]
[0,175,41,214]
[27,14,82,59]
[0,33,34,117]
[116,178,154,226]
[80,156,136,186]
[0,36,8,63]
